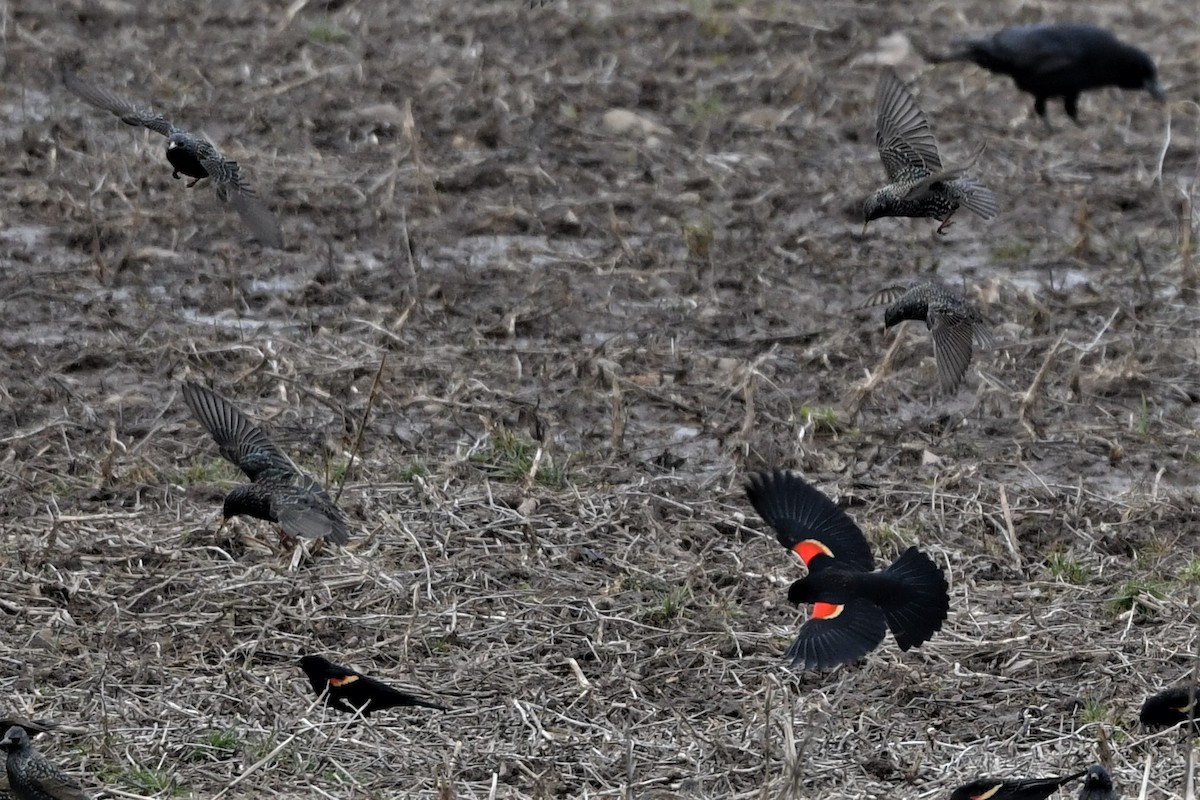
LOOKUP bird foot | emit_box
[935,216,955,235]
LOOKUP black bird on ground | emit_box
[862,68,998,235]
[950,771,1088,800]
[1,726,89,800]
[1139,684,1199,729]
[181,382,350,546]
[865,280,994,394]
[298,656,446,716]
[743,471,949,670]
[1078,765,1118,800]
[61,61,283,248]
[924,23,1164,125]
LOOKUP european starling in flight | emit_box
[744,470,949,670]
[1,726,90,800]
[865,280,994,394]
[61,63,283,248]
[925,24,1165,125]
[298,655,446,716]
[950,771,1088,800]
[1078,765,1117,800]
[1139,685,1199,729]
[181,382,351,545]
[863,68,998,235]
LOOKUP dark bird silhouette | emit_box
[924,23,1164,125]
[1078,765,1117,800]
[181,382,350,545]
[1140,685,1199,729]
[950,771,1088,800]
[0,719,53,741]
[865,280,994,393]
[744,470,949,670]
[297,655,446,716]
[61,62,283,248]
[1,726,90,800]
[862,68,998,235]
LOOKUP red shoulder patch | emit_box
[792,539,834,566]
[328,675,360,687]
[811,602,843,620]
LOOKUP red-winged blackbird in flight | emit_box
[298,655,446,716]
[181,382,350,545]
[950,771,1087,800]
[60,60,283,248]
[1139,685,1199,729]
[744,470,949,670]
[865,281,995,394]
[924,23,1164,125]
[1,726,90,800]
[862,68,998,235]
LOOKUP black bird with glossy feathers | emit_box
[863,69,998,235]
[866,280,994,394]
[1,726,89,800]
[181,382,350,545]
[298,655,446,716]
[61,62,283,248]
[925,23,1164,125]
[950,771,1088,800]
[1140,685,1199,729]
[1078,765,1117,800]
[744,471,949,670]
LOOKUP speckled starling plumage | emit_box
[863,69,998,235]
[61,63,283,248]
[181,382,350,545]
[1078,765,1117,800]
[744,471,949,670]
[926,23,1164,125]
[1,726,89,800]
[950,771,1087,800]
[298,655,446,716]
[1139,685,1199,729]
[866,280,994,394]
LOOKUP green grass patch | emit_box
[306,24,350,44]
[1047,552,1088,584]
[645,585,692,623]
[1108,579,1166,617]
[469,429,569,488]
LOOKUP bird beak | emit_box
[167,140,178,150]
[1146,79,1166,102]
[215,517,229,535]
[861,221,869,236]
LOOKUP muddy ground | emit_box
[2,0,1200,797]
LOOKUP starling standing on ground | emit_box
[61,62,283,248]
[1078,765,1118,800]
[950,772,1088,800]
[1139,685,1199,728]
[865,280,994,394]
[862,69,998,235]
[743,471,950,670]
[297,656,446,716]
[181,382,350,545]
[1,726,89,800]
[924,24,1165,125]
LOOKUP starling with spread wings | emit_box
[61,64,283,248]
[862,69,998,235]
[181,382,350,546]
[744,471,949,670]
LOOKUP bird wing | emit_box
[198,143,285,248]
[929,311,977,393]
[784,599,887,670]
[745,471,875,572]
[62,69,177,138]
[989,26,1080,76]
[274,478,350,543]
[862,286,909,308]
[34,770,89,800]
[875,68,943,180]
[181,382,297,481]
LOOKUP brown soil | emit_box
[2,0,1200,797]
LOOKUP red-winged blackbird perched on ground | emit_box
[743,471,949,670]
[1,726,90,800]
[181,382,350,546]
[862,68,998,236]
[950,771,1087,800]
[1139,685,1199,729]
[1078,765,1117,800]
[924,24,1164,125]
[60,60,283,248]
[298,656,446,716]
[865,281,995,394]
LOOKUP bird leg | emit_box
[935,212,956,235]
[186,177,203,188]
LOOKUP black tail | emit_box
[881,547,949,650]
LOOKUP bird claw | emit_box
[935,216,955,235]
